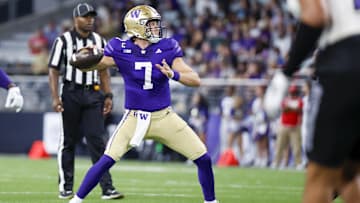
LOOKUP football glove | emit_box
[286,0,301,19]
[264,70,290,119]
[5,86,24,112]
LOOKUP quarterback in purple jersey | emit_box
[69,5,218,203]
[104,35,183,111]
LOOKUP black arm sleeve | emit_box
[283,22,323,77]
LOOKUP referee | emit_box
[48,3,123,200]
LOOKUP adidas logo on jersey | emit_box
[155,48,162,54]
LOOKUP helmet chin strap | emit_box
[148,37,161,43]
[145,29,162,43]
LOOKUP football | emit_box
[69,46,104,70]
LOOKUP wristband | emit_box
[172,71,180,81]
[0,68,12,89]
[104,92,113,99]
[7,83,17,89]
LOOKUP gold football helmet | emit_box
[124,5,164,43]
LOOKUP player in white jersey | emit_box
[265,0,360,202]
[318,0,360,48]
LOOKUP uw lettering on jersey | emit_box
[48,31,106,85]
[319,0,360,48]
[104,37,183,111]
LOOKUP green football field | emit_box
[0,155,341,203]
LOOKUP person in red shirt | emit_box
[28,27,49,75]
[272,85,303,169]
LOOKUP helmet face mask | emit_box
[144,20,164,43]
[124,5,165,43]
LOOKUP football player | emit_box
[69,5,218,203]
[265,0,360,202]
[0,68,23,112]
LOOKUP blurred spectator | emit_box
[195,0,219,16]
[188,91,209,145]
[219,86,236,153]
[43,20,60,50]
[158,0,181,27]
[96,1,119,39]
[244,60,264,79]
[28,27,48,75]
[251,85,270,168]
[61,19,72,33]
[226,95,246,161]
[178,0,196,18]
[301,79,312,166]
[273,85,303,169]
[201,41,216,59]
[272,24,291,58]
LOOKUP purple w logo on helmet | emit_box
[131,9,141,18]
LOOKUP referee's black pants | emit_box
[58,83,114,193]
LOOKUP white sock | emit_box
[204,200,218,203]
[69,195,83,203]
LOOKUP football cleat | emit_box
[204,200,219,203]
[59,190,74,199]
[101,189,124,200]
[68,195,83,203]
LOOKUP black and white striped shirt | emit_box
[48,29,106,85]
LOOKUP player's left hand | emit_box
[5,86,24,113]
[155,59,175,79]
[264,70,290,119]
[103,97,113,115]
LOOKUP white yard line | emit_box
[0,182,302,196]
[76,164,196,173]
[0,191,267,199]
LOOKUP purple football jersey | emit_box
[104,37,183,111]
